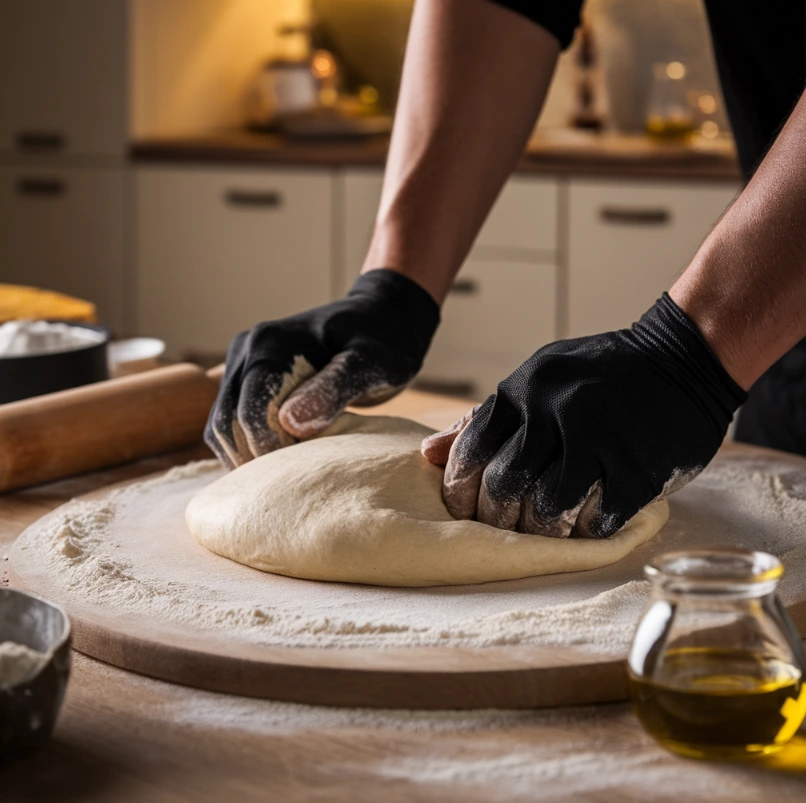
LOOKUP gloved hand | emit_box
[422,293,747,538]
[206,269,439,468]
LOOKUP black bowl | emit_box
[0,588,71,763]
[0,321,110,404]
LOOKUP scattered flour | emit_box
[0,641,49,688]
[80,653,806,803]
[11,450,806,657]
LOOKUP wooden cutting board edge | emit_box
[10,437,806,711]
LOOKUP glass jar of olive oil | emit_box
[628,549,806,760]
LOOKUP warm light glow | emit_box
[319,87,338,106]
[358,85,379,106]
[666,61,686,80]
[697,94,717,115]
[312,50,336,79]
[700,120,720,139]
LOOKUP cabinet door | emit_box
[419,259,557,400]
[0,165,127,332]
[339,170,559,295]
[339,169,384,297]
[473,176,557,257]
[136,167,333,360]
[567,179,739,338]
[0,0,127,157]
[340,169,559,399]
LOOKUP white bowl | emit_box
[108,337,166,377]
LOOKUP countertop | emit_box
[131,130,742,182]
[3,390,805,802]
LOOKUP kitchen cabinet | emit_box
[339,169,383,297]
[339,169,560,398]
[339,171,558,292]
[136,166,333,360]
[472,176,557,258]
[419,258,556,399]
[0,165,127,332]
[0,0,128,158]
[567,179,739,338]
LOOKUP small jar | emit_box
[628,549,806,760]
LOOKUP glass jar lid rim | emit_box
[645,548,782,584]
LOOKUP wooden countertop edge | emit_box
[129,137,742,182]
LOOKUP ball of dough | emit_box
[186,415,669,587]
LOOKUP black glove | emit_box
[206,269,439,468]
[434,293,747,538]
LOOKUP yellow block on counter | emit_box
[0,284,97,324]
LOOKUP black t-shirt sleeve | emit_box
[486,0,583,49]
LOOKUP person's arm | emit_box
[670,88,806,390]
[206,0,577,463]
[362,0,563,304]
[423,89,806,539]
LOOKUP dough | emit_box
[186,415,669,587]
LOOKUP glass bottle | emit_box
[628,549,806,760]
[645,61,696,142]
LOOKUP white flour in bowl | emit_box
[0,320,104,357]
[0,641,49,688]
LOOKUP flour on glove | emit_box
[425,294,747,538]
[206,269,439,468]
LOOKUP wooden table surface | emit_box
[2,390,806,802]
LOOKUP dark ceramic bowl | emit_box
[0,588,71,763]
[0,321,110,404]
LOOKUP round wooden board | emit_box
[10,441,806,710]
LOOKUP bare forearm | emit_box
[362,0,560,303]
[671,90,806,389]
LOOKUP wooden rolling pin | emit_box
[0,363,225,493]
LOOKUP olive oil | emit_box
[645,114,696,142]
[628,648,806,760]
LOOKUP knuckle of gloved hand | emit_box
[479,466,524,529]
[248,320,299,355]
[588,509,626,540]
[203,413,219,448]
[480,458,522,507]
[236,393,273,443]
[447,426,487,478]
[343,348,407,403]
[519,480,576,538]
[209,402,234,446]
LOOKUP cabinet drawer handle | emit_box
[225,190,283,209]
[15,178,66,197]
[450,279,480,296]
[413,377,477,398]
[15,131,67,152]
[599,207,671,225]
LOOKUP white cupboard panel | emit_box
[433,259,556,356]
[340,170,559,297]
[0,0,127,157]
[418,349,528,402]
[0,165,127,332]
[136,167,332,359]
[567,179,738,337]
[340,169,384,296]
[475,176,557,255]
[419,259,557,399]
